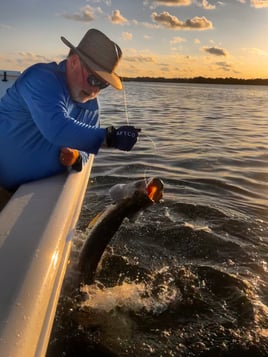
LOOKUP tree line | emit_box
[122,76,268,86]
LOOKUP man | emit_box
[0,28,140,195]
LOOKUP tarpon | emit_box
[78,177,164,285]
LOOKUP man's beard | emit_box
[69,86,97,103]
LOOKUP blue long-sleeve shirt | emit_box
[0,60,106,190]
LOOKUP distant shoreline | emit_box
[122,77,268,86]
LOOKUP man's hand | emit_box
[106,125,141,151]
[60,147,80,167]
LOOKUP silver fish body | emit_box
[78,178,164,284]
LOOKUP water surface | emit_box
[47,82,268,357]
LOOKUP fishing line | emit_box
[121,81,158,181]
[121,81,157,152]
[122,86,130,126]
[140,132,157,151]
[114,42,130,126]
[115,43,158,181]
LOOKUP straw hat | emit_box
[61,29,123,90]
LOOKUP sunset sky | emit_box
[1,0,268,79]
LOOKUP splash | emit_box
[183,221,212,233]
[80,269,179,316]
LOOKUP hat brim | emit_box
[61,36,123,90]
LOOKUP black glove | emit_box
[106,125,141,151]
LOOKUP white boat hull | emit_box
[0,156,94,357]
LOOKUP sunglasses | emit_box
[79,58,109,90]
[87,73,109,90]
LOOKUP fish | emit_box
[78,177,164,285]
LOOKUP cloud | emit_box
[21,52,65,66]
[184,17,213,29]
[135,20,161,29]
[18,52,52,63]
[160,63,171,72]
[0,24,12,30]
[123,51,157,64]
[94,0,111,5]
[124,56,157,64]
[144,0,192,6]
[109,9,128,24]
[122,32,133,40]
[0,51,60,71]
[90,0,111,4]
[197,0,216,10]
[170,36,186,44]
[244,47,268,56]
[144,0,217,8]
[151,11,213,30]
[250,0,268,8]
[203,46,228,56]
[215,61,232,71]
[62,5,102,22]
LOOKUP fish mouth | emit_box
[146,178,164,202]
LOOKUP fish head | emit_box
[146,177,164,202]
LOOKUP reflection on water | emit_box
[47,82,268,357]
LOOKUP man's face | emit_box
[66,55,103,103]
